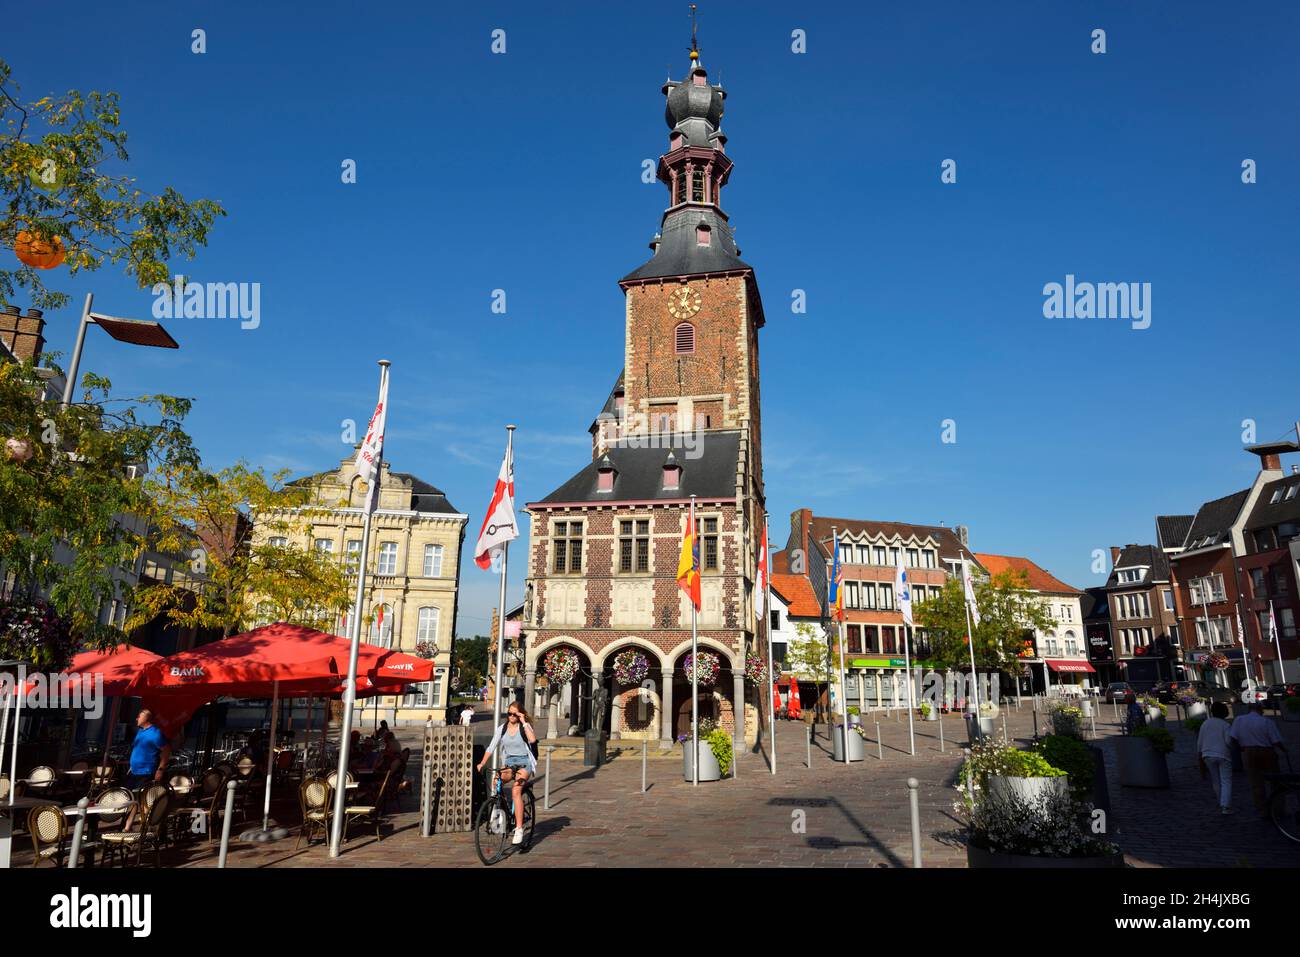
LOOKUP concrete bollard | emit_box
[218,781,237,868]
[544,747,552,810]
[67,797,89,868]
[907,778,922,868]
[876,721,883,761]
[1090,712,1097,740]
[641,740,647,793]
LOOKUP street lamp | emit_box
[60,292,178,408]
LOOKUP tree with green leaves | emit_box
[453,635,490,692]
[916,569,1056,679]
[128,463,351,639]
[0,360,197,663]
[1,58,224,312]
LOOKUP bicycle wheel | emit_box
[518,788,536,851]
[1270,786,1300,843]
[473,799,509,865]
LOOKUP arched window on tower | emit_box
[691,169,705,202]
[675,322,695,354]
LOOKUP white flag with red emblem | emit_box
[354,367,389,513]
[756,522,768,616]
[962,556,981,628]
[475,442,518,570]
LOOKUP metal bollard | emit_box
[641,740,647,793]
[733,738,738,779]
[1090,712,1097,740]
[907,778,922,868]
[876,721,883,761]
[218,781,236,868]
[67,797,89,868]
[962,747,974,806]
[1032,709,1038,738]
[1001,712,1008,745]
[938,713,945,753]
[806,725,812,768]
[544,747,552,810]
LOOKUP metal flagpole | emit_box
[329,359,388,858]
[1236,602,1256,702]
[691,496,699,787]
[490,426,516,770]
[903,624,916,756]
[1200,578,1218,687]
[9,666,23,789]
[764,514,775,774]
[962,562,981,717]
[832,529,848,765]
[1270,601,1288,683]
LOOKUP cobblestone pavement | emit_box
[13,701,1300,868]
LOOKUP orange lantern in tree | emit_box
[13,231,66,270]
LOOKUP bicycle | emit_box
[1267,754,1300,842]
[474,765,536,864]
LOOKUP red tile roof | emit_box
[974,553,1080,595]
[769,573,823,618]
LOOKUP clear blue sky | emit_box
[8,1,1299,635]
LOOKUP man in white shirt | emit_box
[459,705,474,727]
[1229,703,1287,817]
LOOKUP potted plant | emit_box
[966,703,996,744]
[1182,715,1206,735]
[1049,703,1084,739]
[833,721,867,761]
[921,700,936,721]
[1179,692,1208,721]
[960,788,1123,868]
[1141,696,1167,727]
[960,741,1069,807]
[680,718,731,781]
[846,705,861,727]
[1116,725,1173,788]
[1033,734,1096,803]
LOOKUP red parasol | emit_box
[23,643,159,697]
[788,677,802,719]
[773,681,783,714]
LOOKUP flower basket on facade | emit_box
[0,598,77,671]
[743,650,767,684]
[542,647,579,685]
[612,649,649,686]
[414,640,437,660]
[683,651,720,688]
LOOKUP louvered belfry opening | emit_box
[675,321,695,354]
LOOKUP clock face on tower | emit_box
[667,284,703,319]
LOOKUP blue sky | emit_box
[8,1,1298,635]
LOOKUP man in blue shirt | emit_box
[126,709,171,791]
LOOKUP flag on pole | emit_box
[377,590,386,645]
[1269,601,1280,645]
[676,500,701,610]
[474,441,518,570]
[756,522,768,616]
[355,367,389,514]
[896,555,913,627]
[962,556,981,628]
[829,534,844,622]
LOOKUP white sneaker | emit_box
[512,826,524,845]
[1221,806,1234,815]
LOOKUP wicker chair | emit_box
[27,805,96,868]
[89,762,116,798]
[325,769,354,791]
[296,777,333,850]
[189,778,233,844]
[340,768,393,844]
[25,766,56,797]
[168,772,195,794]
[101,791,172,866]
[386,753,411,812]
[95,787,136,834]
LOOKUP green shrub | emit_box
[1034,734,1095,798]
[1134,725,1175,754]
[959,742,1065,790]
[1183,715,1206,734]
[704,728,734,776]
[847,705,860,716]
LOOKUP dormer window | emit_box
[596,455,617,492]
[663,451,682,491]
[696,224,711,247]
[675,322,695,354]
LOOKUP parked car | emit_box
[1154,679,1236,705]
[1104,682,1136,704]
[1263,683,1300,707]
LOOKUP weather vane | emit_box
[689,3,699,62]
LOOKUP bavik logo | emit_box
[1042,274,1151,330]
[169,665,205,679]
[49,888,152,937]
[151,275,261,330]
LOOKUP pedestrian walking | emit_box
[1197,701,1234,815]
[1229,702,1287,818]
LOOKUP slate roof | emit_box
[1104,544,1170,588]
[530,431,740,505]
[1243,473,1300,531]
[292,468,460,515]
[1181,488,1251,550]
[770,573,822,618]
[805,517,977,566]
[1082,586,1109,621]
[974,553,1081,595]
[1155,514,1193,550]
[620,206,752,284]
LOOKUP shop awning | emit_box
[1046,659,1095,674]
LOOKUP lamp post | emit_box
[60,293,179,408]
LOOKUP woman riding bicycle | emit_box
[476,703,538,845]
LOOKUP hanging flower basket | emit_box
[1206,652,1230,671]
[612,649,650,686]
[542,647,579,684]
[414,640,437,660]
[744,650,767,683]
[683,651,720,688]
[0,598,77,671]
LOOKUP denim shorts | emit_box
[504,755,530,770]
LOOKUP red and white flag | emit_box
[475,440,518,570]
[756,521,769,616]
[354,366,389,513]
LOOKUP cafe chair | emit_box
[27,805,97,868]
[340,768,394,844]
[95,787,136,834]
[25,766,56,797]
[101,791,172,867]
[89,761,116,798]
[296,777,333,850]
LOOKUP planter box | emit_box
[966,715,995,745]
[1087,745,1111,818]
[1116,736,1170,788]
[1185,702,1208,721]
[681,739,722,782]
[967,844,1124,869]
[923,709,938,722]
[832,725,866,762]
[987,774,1069,809]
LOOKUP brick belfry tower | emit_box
[522,36,766,754]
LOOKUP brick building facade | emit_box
[521,46,766,751]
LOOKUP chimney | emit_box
[1110,546,1122,565]
[0,305,46,364]
[661,450,681,491]
[955,524,970,547]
